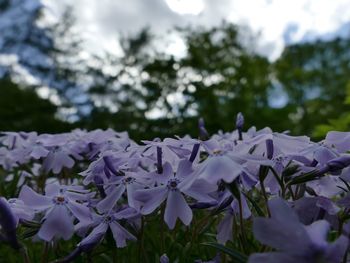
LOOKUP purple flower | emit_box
[19,184,92,241]
[78,208,137,248]
[0,197,20,248]
[325,131,350,153]
[7,198,35,225]
[42,146,76,174]
[216,192,251,244]
[249,197,348,263]
[96,172,146,212]
[197,139,271,184]
[134,159,215,229]
[160,254,169,263]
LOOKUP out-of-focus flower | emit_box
[249,197,348,263]
[0,197,20,248]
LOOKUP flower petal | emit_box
[38,205,74,241]
[96,184,125,213]
[109,221,136,248]
[19,185,52,211]
[164,190,192,229]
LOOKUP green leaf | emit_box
[201,242,248,263]
[287,169,319,185]
[226,180,241,201]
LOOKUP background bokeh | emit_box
[1,0,350,141]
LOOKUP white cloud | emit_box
[44,0,350,60]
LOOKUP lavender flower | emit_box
[249,197,348,263]
[19,184,92,241]
[78,207,137,248]
[134,159,215,229]
[0,197,20,248]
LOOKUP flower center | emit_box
[123,177,135,185]
[53,196,67,205]
[103,215,113,223]
[212,149,222,155]
[167,178,180,191]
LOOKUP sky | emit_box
[44,0,350,61]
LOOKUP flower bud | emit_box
[236,112,244,140]
[198,118,209,140]
[0,197,19,249]
[266,139,274,160]
[327,155,350,172]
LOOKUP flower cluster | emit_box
[1,116,350,262]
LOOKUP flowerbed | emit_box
[0,115,350,262]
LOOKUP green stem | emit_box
[41,242,49,263]
[259,178,271,217]
[138,217,145,262]
[238,197,248,253]
[160,205,165,253]
[20,246,31,263]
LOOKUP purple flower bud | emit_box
[198,118,209,140]
[93,175,106,198]
[56,234,104,263]
[216,195,234,211]
[236,112,244,140]
[189,201,218,209]
[157,146,163,174]
[265,139,273,159]
[310,159,318,167]
[327,155,350,172]
[236,112,244,130]
[189,143,200,163]
[160,254,169,263]
[0,197,19,249]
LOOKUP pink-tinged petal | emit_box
[96,184,125,213]
[66,201,92,223]
[134,186,168,215]
[38,206,74,241]
[18,185,52,211]
[164,190,192,229]
[109,221,136,248]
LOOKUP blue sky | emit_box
[44,0,350,61]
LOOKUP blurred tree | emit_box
[1,1,350,140]
[0,78,71,132]
[274,37,350,137]
[0,1,96,120]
